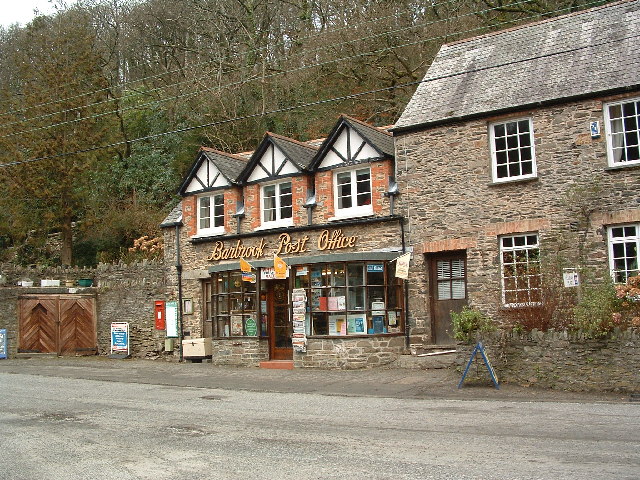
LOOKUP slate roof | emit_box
[160,202,183,228]
[393,0,640,132]
[310,115,394,169]
[177,147,248,195]
[268,133,319,170]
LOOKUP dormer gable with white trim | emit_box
[246,142,301,182]
[178,147,247,196]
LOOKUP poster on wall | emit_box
[110,322,129,355]
[0,329,7,359]
[166,301,179,338]
[292,288,308,352]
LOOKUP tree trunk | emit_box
[60,216,73,266]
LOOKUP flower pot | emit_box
[78,279,93,287]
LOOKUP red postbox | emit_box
[154,301,166,330]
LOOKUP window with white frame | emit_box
[198,193,224,235]
[261,181,293,227]
[608,224,639,283]
[334,167,372,218]
[500,233,541,305]
[605,97,640,166]
[490,118,536,182]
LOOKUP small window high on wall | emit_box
[198,193,224,235]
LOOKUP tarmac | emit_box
[0,354,633,403]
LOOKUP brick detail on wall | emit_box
[371,160,391,215]
[596,208,640,227]
[315,170,334,222]
[244,184,260,231]
[483,218,551,237]
[417,236,478,254]
[182,196,197,237]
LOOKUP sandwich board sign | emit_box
[0,329,7,359]
[458,341,500,389]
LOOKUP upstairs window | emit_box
[261,181,293,228]
[608,224,639,283]
[198,194,224,235]
[490,118,536,182]
[334,167,372,218]
[500,233,541,306]
[605,97,640,166]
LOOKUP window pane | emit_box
[437,281,451,300]
[347,263,364,285]
[263,185,276,222]
[199,197,211,229]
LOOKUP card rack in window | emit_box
[293,261,404,336]
[608,224,639,283]
[212,271,258,337]
[605,98,640,165]
[491,118,536,182]
[500,234,541,306]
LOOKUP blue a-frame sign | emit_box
[458,341,500,389]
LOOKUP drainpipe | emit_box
[400,217,410,351]
[175,224,184,362]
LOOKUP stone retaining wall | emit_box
[0,261,171,359]
[456,329,640,392]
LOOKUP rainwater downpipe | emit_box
[175,224,184,362]
[400,216,411,351]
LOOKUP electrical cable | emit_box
[1,26,636,169]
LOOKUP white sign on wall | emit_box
[563,269,580,288]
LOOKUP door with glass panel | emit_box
[268,279,292,360]
[429,252,468,344]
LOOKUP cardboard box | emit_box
[181,338,212,357]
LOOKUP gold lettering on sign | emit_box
[275,233,310,256]
[207,238,267,261]
[317,229,357,251]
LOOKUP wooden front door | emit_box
[18,296,97,356]
[429,252,468,345]
[267,279,292,360]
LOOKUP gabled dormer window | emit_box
[261,181,293,228]
[334,167,372,219]
[198,193,224,236]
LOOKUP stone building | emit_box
[161,115,409,368]
[392,0,640,347]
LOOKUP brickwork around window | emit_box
[394,92,640,344]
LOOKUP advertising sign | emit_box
[110,322,129,355]
[0,329,7,359]
[165,301,179,338]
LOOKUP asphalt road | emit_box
[1,362,639,479]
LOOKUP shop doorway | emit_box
[428,252,468,345]
[266,279,292,360]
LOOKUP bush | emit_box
[571,280,623,339]
[451,307,496,343]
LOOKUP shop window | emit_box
[293,261,403,336]
[210,271,258,337]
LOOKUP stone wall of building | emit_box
[394,92,640,345]
[210,338,268,366]
[298,335,406,369]
[0,261,171,359]
[456,330,640,392]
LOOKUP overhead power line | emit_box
[0,0,592,141]
[1,26,636,169]
[0,0,463,119]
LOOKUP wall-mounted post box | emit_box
[154,301,166,330]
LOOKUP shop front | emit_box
[200,223,407,368]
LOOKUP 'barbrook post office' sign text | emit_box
[207,229,358,262]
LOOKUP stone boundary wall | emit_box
[456,330,640,392]
[298,336,406,369]
[0,261,173,359]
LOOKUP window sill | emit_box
[328,210,374,222]
[191,229,226,239]
[605,161,640,171]
[487,176,538,187]
[255,221,294,231]
[308,332,404,338]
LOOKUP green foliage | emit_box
[451,307,496,343]
[571,280,623,339]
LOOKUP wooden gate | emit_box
[18,295,97,356]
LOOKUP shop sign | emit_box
[245,318,258,336]
[207,229,358,263]
[367,264,384,273]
